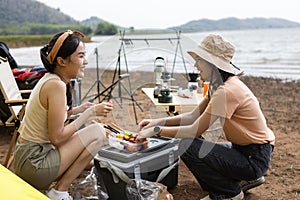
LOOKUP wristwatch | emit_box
[153,126,161,136]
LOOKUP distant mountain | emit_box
[81,16,125,30]
[1,0,300,33]
[170,17,300,32]
[0,0,79,28]
[81,17,105,30]
[0,0,117,31]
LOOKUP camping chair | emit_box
[0,56,30,168]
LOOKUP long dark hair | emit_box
[40,31,81,108]
[207,63,234,99]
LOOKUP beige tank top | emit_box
[18,73,68,143]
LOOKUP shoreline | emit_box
[9,30,300,81]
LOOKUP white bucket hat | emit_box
[188,34,236,74]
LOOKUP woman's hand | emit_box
[73,102,94,114]
[138,119,152,131]
[74,101,113,130]
[137,127,157,139]
[94,101,113,116]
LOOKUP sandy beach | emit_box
[1,68,299,199]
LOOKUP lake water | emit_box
[10,28,300,81]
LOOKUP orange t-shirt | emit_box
[205,76,275,145]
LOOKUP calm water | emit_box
[10,28,300,81]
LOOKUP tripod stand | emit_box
[81,47,107,103]
[106,31,143,124]
[88,74,129,103]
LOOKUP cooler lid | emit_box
[95,145,179,173]
[97,136,180,163]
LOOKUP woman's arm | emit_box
[43,79,76,146]
[167,95,210,126]
[67,101,94,117]
[139,95,210,130]
[138,110,219,139]
[41,79,113,146]
[158,111,218,138]
[138,96,214,139]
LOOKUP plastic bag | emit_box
[73,167,109,200]
[126,179,173,200]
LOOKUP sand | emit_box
[1,68,299,199]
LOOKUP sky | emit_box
[36,0,300,29]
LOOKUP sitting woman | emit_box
[138,34,275,200]
[13,30,113,200]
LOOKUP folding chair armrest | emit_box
[20,89,32,94]
[5,99,28,105]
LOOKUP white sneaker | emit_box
[200,194,212,200]
[46,188,73,200]
[200,191,244,200]
[224,191,244,200]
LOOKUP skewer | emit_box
[110,122,123,131]
[104,125,120,134]
[103,127,117,137]
[105,130,115,137]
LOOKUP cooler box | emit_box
[94,136,179,200]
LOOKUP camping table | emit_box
[142,88,203,115]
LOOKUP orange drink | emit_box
[203,82,209,96]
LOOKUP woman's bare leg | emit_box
[55,142,96,191]
[53,123,106,191]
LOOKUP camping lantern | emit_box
[154,57,173,88]
[154,56,165,87]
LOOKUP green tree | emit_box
[94,21,118,35]
[129,26,135,33]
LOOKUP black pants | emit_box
[179,138,273,199]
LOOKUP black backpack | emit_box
[0,42,18,69]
